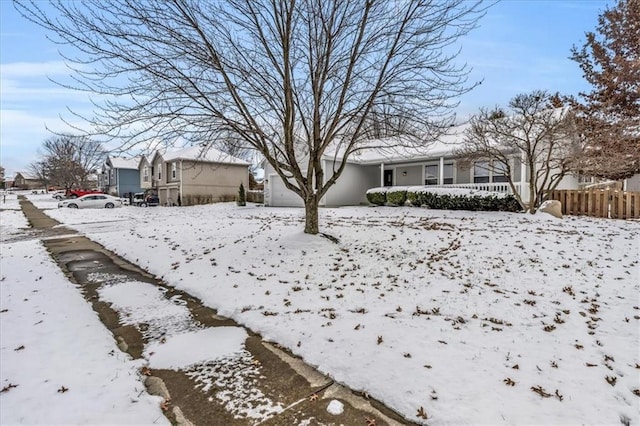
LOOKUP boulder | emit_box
[539,200,563,218]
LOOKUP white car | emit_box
[58,194,123,209]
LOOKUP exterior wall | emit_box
[555,173,580,190]
[625,174,640,191]
[395,165,422,186]
[322,161,379,206]
[512,158,522,183]
[153,158,165,186]
[456,164,471,184]
[116,169,142,197]
[177,160,249,205]
[139,158,153,190]
[14,174,42,189]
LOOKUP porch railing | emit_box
[427,182,514,194]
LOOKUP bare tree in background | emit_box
[457,91,584,213]
[28,160,51,191]
[30,135,106,191]
[570,0,640,180]
[16,0,487,234]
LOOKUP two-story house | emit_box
[141,146,249,206]
[103,156,142,197]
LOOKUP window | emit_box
[493,161,509,183]
[578,174,594,184]
[143,166,149,182]
[157,165,162,181]
[425,165,438,185]
[171,162,177,179]
[443,163,454,184]
[474,161,490,183]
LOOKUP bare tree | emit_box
[0,166,5,189]
[16,0,486,234]
[457,91,584,213]
[33,135,106,190]
[570,0,640,180]
[28,160,51,191]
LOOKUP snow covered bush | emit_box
[412,188,520,211]
[365,188,387,205]
[367,186,521,212]
[385,187,408,206]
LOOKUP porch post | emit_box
[380,162,385,187]
[439,156,444,185]
[520,151,527,199]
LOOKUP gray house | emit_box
[263,123,585,207]
[103,156,142,197]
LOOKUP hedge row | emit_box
[366,187,521,212]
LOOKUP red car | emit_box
[65,189,104,199]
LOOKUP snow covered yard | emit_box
[19,195,640,424]
[0,203,168,424]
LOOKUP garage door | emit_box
[268,174,304,207]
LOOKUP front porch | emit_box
[367,157,531,203]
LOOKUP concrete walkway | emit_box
[18,197,412,426]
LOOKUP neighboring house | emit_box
[579,174,640,192]
[138,156,153,191]
[264,124,586,207]
[141,146,250,206]
[103,156,142,197]
[13,172,42,190]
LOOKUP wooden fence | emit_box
[548,189,640,219]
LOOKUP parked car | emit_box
[66,189,104,199]
[51,190,67,200]
[58,194,123,209]
[132,192,160,207]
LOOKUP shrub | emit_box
[378,186,522,212]
[237,183,246,206]
[386,188,407,206]
[366,188,387,205]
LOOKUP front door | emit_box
[384,170,393,187]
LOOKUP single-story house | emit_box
[263,124,635,207]
[101,156,142,197]
[13,172,42,190]
[141,145,250,206]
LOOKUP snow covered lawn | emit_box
[0,211,168,424]
[17,195,640,424]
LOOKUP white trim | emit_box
[179,160,183,204]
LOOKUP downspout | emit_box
[179,160,183,206]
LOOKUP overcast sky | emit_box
[0,0,610,178]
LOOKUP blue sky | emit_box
[0,0,610,178]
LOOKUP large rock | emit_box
[539,200,563,218]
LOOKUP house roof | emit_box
[15,172,38,180]
[159,145,250,166]
[324,122,472,165]
[108,156,141,170]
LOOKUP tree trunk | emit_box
[304,196,320,235]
